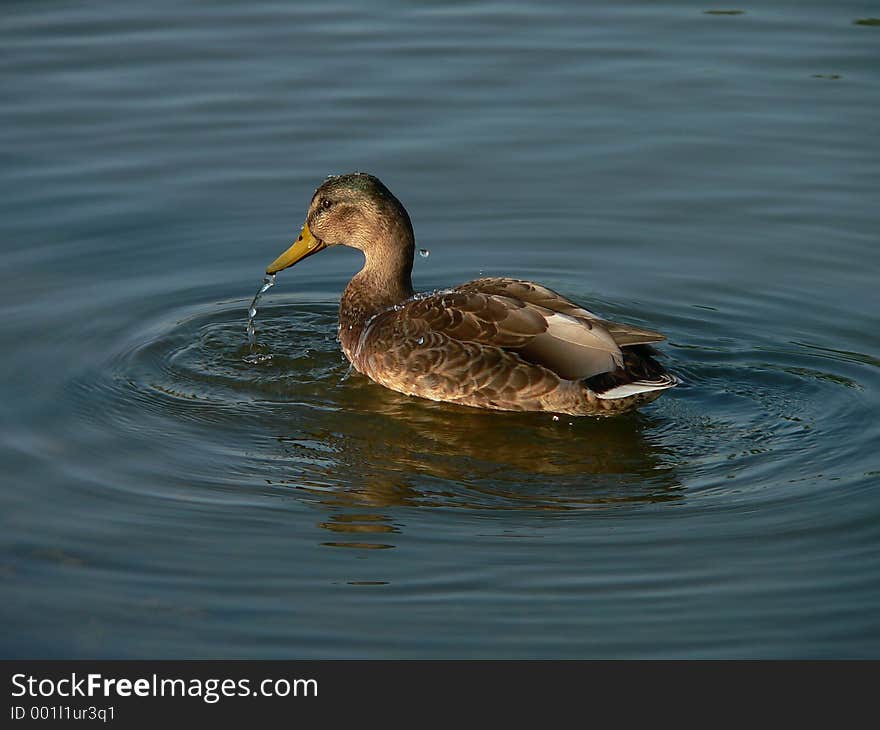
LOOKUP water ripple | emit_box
[57,288,879,532]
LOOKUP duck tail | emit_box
[585,344,678,400]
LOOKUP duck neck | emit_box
[340,225,415,333]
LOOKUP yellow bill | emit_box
[266,223,326,274]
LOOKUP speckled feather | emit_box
[339,278,675,416]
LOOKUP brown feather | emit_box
[282,173,676,416]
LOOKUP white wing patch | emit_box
[594,376,678,400]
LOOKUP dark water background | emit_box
[2,0,878,657]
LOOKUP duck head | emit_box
[266,172,414,275]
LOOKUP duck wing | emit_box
[455,277,666,347]
[393,289,624,380]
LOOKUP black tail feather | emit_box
[585,344,671,395]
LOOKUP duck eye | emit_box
[321,198,333,211]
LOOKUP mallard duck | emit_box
[266,173,676,416]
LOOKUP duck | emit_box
[265,172,676,416]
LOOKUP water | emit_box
[244,274,275,364]
[2,0,879,658]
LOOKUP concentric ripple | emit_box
[60,291,878,528]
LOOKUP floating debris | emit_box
[812,74,841,80]
[853,18,880,26]
[704,9,745,15]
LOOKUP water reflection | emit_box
[74,295,876,556]
[104,299,686,548]
[264,379,683,547]
[318,513,399,551]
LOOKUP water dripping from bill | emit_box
[244,274,276,364]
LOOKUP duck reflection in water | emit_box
[269,385,682,548]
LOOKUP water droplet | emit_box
[242,352,274,365]
[245,273,276,354]
[419,249,430,258]
[348,324,353,330]
[552,415,560,421]
[417,336,424,345]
